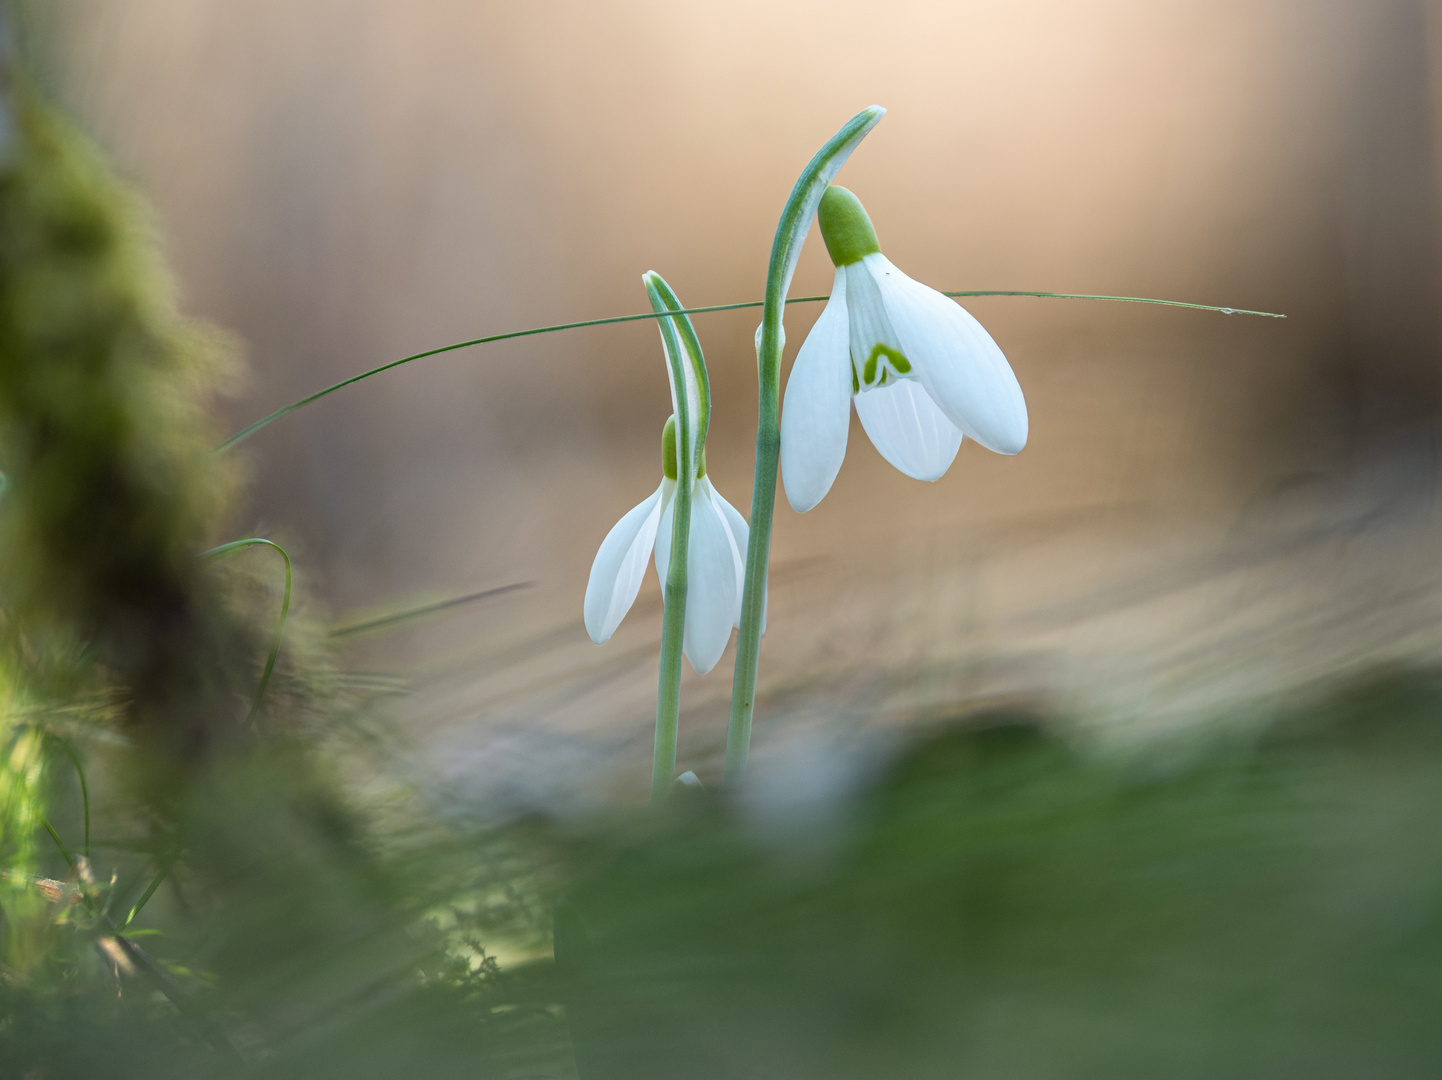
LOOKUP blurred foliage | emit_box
[0,37,566,1080]
[560,674,1442,1078]
[0,17,1440,1080]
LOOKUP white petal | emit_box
[843,259,905,381]
[584,482,665,644]
[709,481,767,633]
[780,267,852,513]
[854,379,963,481]
[682,484,743,674]
[866,254,1028,455]
[652,479,679,588]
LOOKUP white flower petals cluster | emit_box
[781,186,1028,513]
[585,184,1030,684]
[584,430,750,675]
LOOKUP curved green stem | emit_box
[202,538,293,722]
[45,734,90,860]
[644,273,711,802]
[725,106,886,781]
[40,812,74,868]
[219,299,743,451]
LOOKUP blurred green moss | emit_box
[0,46,569,1080]
[0,64,248,784]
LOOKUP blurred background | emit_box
[21,0,1442,804]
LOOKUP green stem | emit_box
[725,106,886,780]
[220,298,753,451]
[41,812,74,868]
[328,581,530,638]
[943,290,1284,316]
[120,854,176,930]
[653,499,690,802]
[45,734,90,860]
[219,292,1281,450]
[202,538,293,722]
[643,273,710,802]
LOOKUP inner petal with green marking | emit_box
[854,342,912,391]
[844,260,915,394]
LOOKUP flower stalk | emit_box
[643,272,710,801]
[724,106,885,781]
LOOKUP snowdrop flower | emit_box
[584,417,751,675]
[780,186,1028,512]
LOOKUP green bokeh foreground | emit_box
[560,672,1442,1079]
[8,667,1442,1079]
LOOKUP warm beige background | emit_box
[30,1,1442,798]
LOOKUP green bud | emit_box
[818,186,881,267]
[662,416,679,481]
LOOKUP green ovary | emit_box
[818,186,882,267]
[661,416,678,481]
[660,415,706,480]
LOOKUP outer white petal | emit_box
[584,482,665,644]
[681,483,743,674]
[866,254,1028,455]
[780,267,853,513]
[653,480,678,588]
[710,482,766,633]
[854,379,963,481]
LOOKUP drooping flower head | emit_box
[584,416,750,675]
[780,185,1028,512]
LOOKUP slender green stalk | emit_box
[46,734,90,860]
[220,292,1281,450]
[943,290,1284,316]
[120,855,176,929]
[643,273,711,802]
[725,106,886,780]
[220,299,752,451]
[652,499,689,802]
[40,813,74,868]
[202,538,293,722]
[328,581,531,638]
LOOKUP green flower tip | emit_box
[660,415,705,481]
[818,186,880,267]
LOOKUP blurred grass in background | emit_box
[2,6,1442,1079]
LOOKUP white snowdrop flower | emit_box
[780,186,1028,512]
[584,417,751,675]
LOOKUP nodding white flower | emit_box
[584,417,751,675]
[780,185,1028,512]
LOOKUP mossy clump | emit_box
[0,69,252,786]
